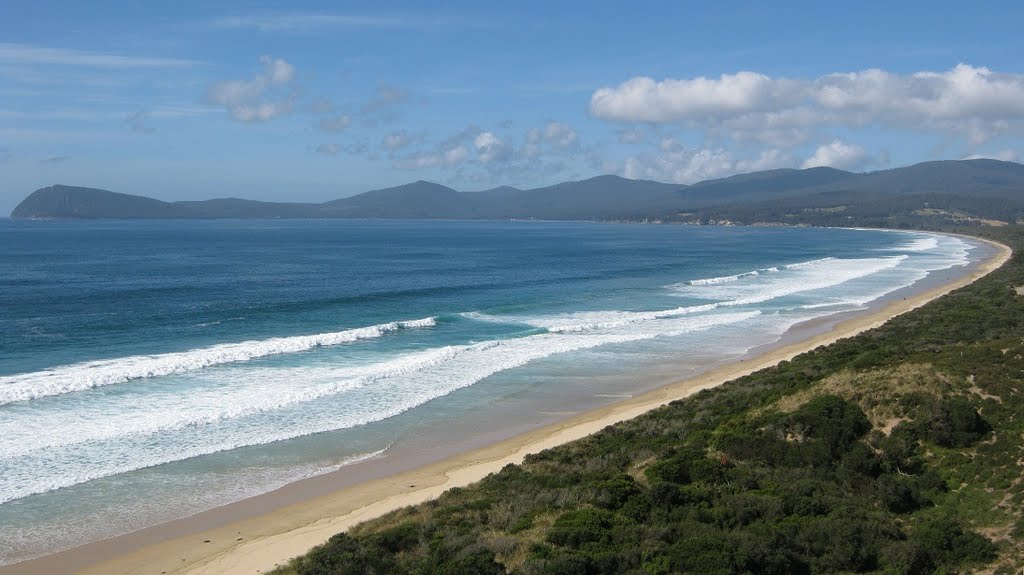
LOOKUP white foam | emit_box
[501,303,723,334]
[0,311,757,504]
[669,256,908,307]
[0,347,462,459]
[399,317,438,329]
[784,257,837,269]
[685,266,780,286]
[889,236,940,252]
[688,271,756,285]
[0,317,437,405]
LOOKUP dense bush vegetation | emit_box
[275,226,1024,574]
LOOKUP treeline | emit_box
[678,192,1024,228]
[273,225,1024,575]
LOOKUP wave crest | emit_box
[0,317,437,405]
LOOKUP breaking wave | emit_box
[0,317,437,405]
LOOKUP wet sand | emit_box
[1,235,1010,575]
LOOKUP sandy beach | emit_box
[2,235,1010,575]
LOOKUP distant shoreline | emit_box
[0,233,1011,575]
[10,160,1024,227]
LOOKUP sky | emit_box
[2,1,1024,213]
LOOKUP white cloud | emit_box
[445,146,468,165]
[261,55,294,84]
[591,64,1024,146]
[624,139,734,183]
[386,121,590,185]
[382,130,412,150]
[720,107,824,147]
[474,131,510,163]
[207,55,297,123]
[802,140,870,170]
[591,72,801,122]
[0,42,200,68]
[543,122,578,148]
[316,143,341,156]
[524,128,542,158]
[524,121,579,157]
[623,139,798,184]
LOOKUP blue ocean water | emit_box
[0,219,985,563]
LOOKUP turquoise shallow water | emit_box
[0,220,985,563]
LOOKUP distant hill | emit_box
[675,166,855,208]
[689,159,1024,226]
[11,185,191,219]
[11,160,1024,225]
[321,181,479,219]
[11,186,320,219]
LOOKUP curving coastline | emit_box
[0,234,1011,575]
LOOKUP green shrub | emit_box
[911,512,997,567]
[924,397,992,447]
[546,508,619,549]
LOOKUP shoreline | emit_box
[1,234,1011,575]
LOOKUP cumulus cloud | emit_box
[264,57,294,84]
[802,140,871,170]
[623,138,796,184]
[390,125,481,170]
[543,122,578,148]
[445,146,469,166]
[524,121,580,157]
[382,130,413,151]
[592,72,801,122]
[207,55,297,122]
[387,120,591,185]
[474,131,511,163]
[591,64,1024,146]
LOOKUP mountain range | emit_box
[10,159,1024,225]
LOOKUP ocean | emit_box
[0,219,987,564]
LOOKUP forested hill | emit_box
[11,159,1024,225]
[271,226,1024,574]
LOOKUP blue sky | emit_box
[2,1,1023,213]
